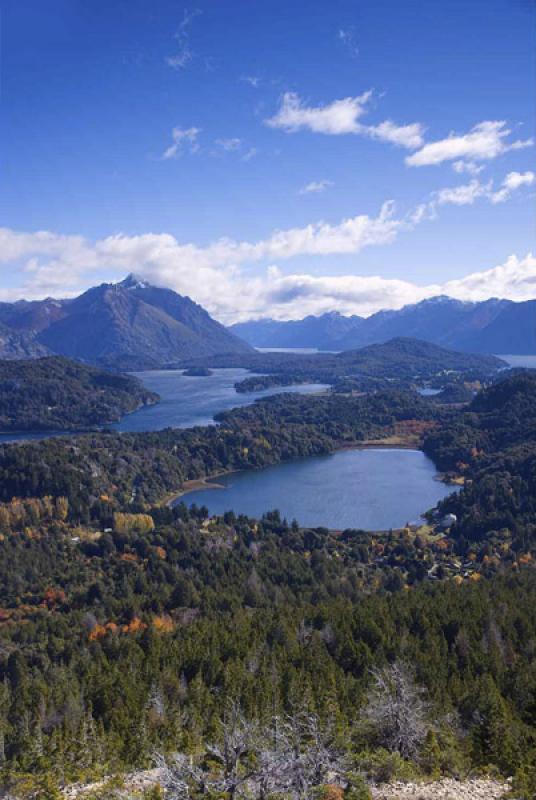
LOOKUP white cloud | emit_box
[338,28,359,58]
[162,126,201,159]
[299,179,333,195]
[433,171,534,208]
[1,223,535,323]
[442,253,536,304]
[215,137,242,152]
[406,121,533,167]
[452,160,484,176]
[364,120,424,149]
[241,75,261,88]
[242,147,258,162]
[266,91,372,135]
[490,170,535,204]
[266,91,424,149]
[166,8,202,70]
[435,179,493,206]
[0,203,403,310]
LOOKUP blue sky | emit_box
[1,0,535,320]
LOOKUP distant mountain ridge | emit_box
[0,275,253,368]
[230,296,536,355]
[234,311,364,350]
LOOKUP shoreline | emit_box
[164,471,237,506]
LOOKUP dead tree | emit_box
[262,711,346,799]
[363,661,429,760]
[206,700,260,799]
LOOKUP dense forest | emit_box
[424,371,536,551]
[0,389,440,517]
[0,357,158,432]
[0,503,535,797]
[0,370,535,797]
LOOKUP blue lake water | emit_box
[499,355,536,368]
[0,369,328,443]
[178,447,456,530]
[110,369,328,432]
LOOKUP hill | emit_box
[0,275,253,368]
[192,337,506,393]
[0,356,159,431]
[230,296,536,355]
[424,370,536,542]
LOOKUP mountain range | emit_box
[0,275,252,369]
[229,296,536,355]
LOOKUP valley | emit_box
[0,344,535,799]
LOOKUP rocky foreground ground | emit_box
[371,778,510,799]
[63,772,512,799]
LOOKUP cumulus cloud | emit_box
[2,215,535,324]
[299,179,333,195]
[265,91,424,148]
[365,120,425,149]
[435,179,493,206]
[266,91,372,135]
[490,170,535,204]
[0,203,403,309]
[162,126,201,159]
[452,160,484,176]
[442,253,536,303]
[406,121,533,167]
[433,171,534,208]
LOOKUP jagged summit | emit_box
[0,277,253,368]
[118,273,152,290]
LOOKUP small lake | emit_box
[0,369,328,444]
[178,448,456,530]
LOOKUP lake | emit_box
[0,369,328,443]
[110,369,328,432]
[499,355,536,368]
[177,447,456,530]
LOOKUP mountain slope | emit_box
[1,275,253,368]
[337,336,504,376]
[0,321,51,359]
[230,296,536,354]
[230,311,364,349]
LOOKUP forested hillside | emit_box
[0,503,535,797]
[0,373,535,797]
[424,371,536,548]
[0,357,159,431]
[185,337,505,394]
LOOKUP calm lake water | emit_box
[110,369,328,432]
[0,369,328,443]
[178,448,456,530]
